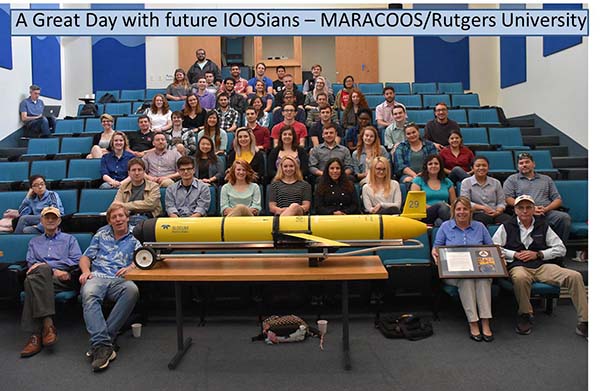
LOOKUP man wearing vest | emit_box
[492,195,587,338]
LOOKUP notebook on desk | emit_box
[43,105,61,117]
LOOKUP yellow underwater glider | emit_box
[132,191,428,269]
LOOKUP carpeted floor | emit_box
[0,295,587,391]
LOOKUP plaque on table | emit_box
[437,245,507,279]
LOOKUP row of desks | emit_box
[126,255,388,370]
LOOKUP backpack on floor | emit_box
[377,313,433,341]
[252,315,320,344]
[79,103,98,117]
[98,93,117,104]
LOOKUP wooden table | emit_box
[126,255,387,370]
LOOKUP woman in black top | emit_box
[314,157,358,215]
[194,136,225,186]
[182,93,206,132]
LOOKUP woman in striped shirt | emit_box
[269,155,311,216]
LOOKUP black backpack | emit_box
[377,313,433,341]
[98,93,117,104]
[79,103,98,117]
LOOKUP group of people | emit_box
[16,51,586,361]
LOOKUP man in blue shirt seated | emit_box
[165,156,211,217]
[19,84,56,137]
[20,206,82,358]
[79,202,141,372]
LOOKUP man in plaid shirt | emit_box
[216,92,239,133]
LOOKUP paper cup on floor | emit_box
[317,320,328,335]
[131,323,142,338]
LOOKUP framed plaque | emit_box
[437,245,507,279]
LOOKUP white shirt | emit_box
[492,217,566,263]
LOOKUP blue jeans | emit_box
[15,215,43,234]
[81,276,139,348]
[25,116,56,137]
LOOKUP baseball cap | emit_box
[514,195,535,206]
[41,206,61,217]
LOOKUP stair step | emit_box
[538,145,569,157]
[552,156,588,168]
[559,168,588,180]
[519,127,542,136]
[508,118,535,127]
[523,135,560,146]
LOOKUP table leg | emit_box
[168,281,192,370]
[342,280,351,370]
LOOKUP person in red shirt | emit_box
[270,104,307,148]
[439,130,474,183]
[245,107,270,152]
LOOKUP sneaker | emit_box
[86,342,119,361]
[91,345,116,372]
[516,313,533,335]
[576,322,588,339]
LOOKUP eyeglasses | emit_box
[435,108,448,112]
[282,109,295,113]
[178,167,194,172]
[31,183,46,188]
[518,152,533,161]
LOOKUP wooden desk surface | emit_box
[126,255,387,282]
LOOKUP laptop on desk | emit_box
[43,105,61,117]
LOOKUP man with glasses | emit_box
[187,48,221,85]
[271,104,307,148]
[492,195,587,338]
[20,84,56,137]
[165,156,211,218]
[503,152,571,242]
[424,102,460,151]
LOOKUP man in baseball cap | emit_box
[492,194,588,338]
[20,206,82,357]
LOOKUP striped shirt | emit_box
[269,180,311,208]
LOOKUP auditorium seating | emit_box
[169,100,185,112]
[145,88,165,100]
[407,109,434,126]
[555,180,588,239]
[103,102,133,117]
[84,118,103,132]
[451,93,480,108]
[467,108,501,126]
[512,149,559,177]
[115,116,140,131]
[120,89,146,102]
[0,162,30,190]
[358,83,383,95]
[365,95,382,108]
[448,109,468,126]
[19,138,60,161]
[60,159,102,188]
[489,127,531,151]
[396,94,422,109]
[386,82,411,95]
[423,94,450,108]
[475,151,515,177]
[95,89,120,101]
[56,137,93,160]
[29,160,67,186]
[412,82,437,94]
[438,82,464,94]
[54,119,85,135]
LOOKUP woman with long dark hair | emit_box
[194,136,225,185]
[267,125,309,180]
[410,154,456,225]
[197,110,227,154]
[314,158,358,215]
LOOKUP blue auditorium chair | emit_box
[396,94,422,109]
[208,185,218,216]
[75,188,118,215]
[103,102,133,117]
[60,159,102,188]
[120,89,145,102]
[0,191,27,212]
[365,95,383,109]
[386,82,411,95]
[406,109,434,126]
[512,150,558,177]
[461,127,490,147]
[475,151,515,175]
[55,137,94,160]
[498,279,560,314]
[0,162,30,190]
[331,83,343,97]
[452,93,480,108]
[411,82,437,94]
[54,189,79,216]
[95,90,120,101]
[423,94,451,109]
[169,100,185,112]
[489,127,530,151]
[54,119,85,136]
[358,83,384,95]
[145,89,166,100]
[555,180,587,239]
[448,109,468,126]
[29,160,67,185]
[468,108,501,126]
[115,116,140,131]
[84,118,103,133]
[19,138,60,161]
[438,82,464,94]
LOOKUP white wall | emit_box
[468,36,500,107]
[498,36,588,147]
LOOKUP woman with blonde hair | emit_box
[432,196,495,342]
[269,155,311,216]
[87,113,115,159]
[226,127,265,183]
[144,93,172,132]
[352,125,389,184]
[362,156,402,214]
[220,159,261,217]
[305,76,334,110]
[166,68,191,101]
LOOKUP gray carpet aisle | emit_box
[0,301,587,391]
